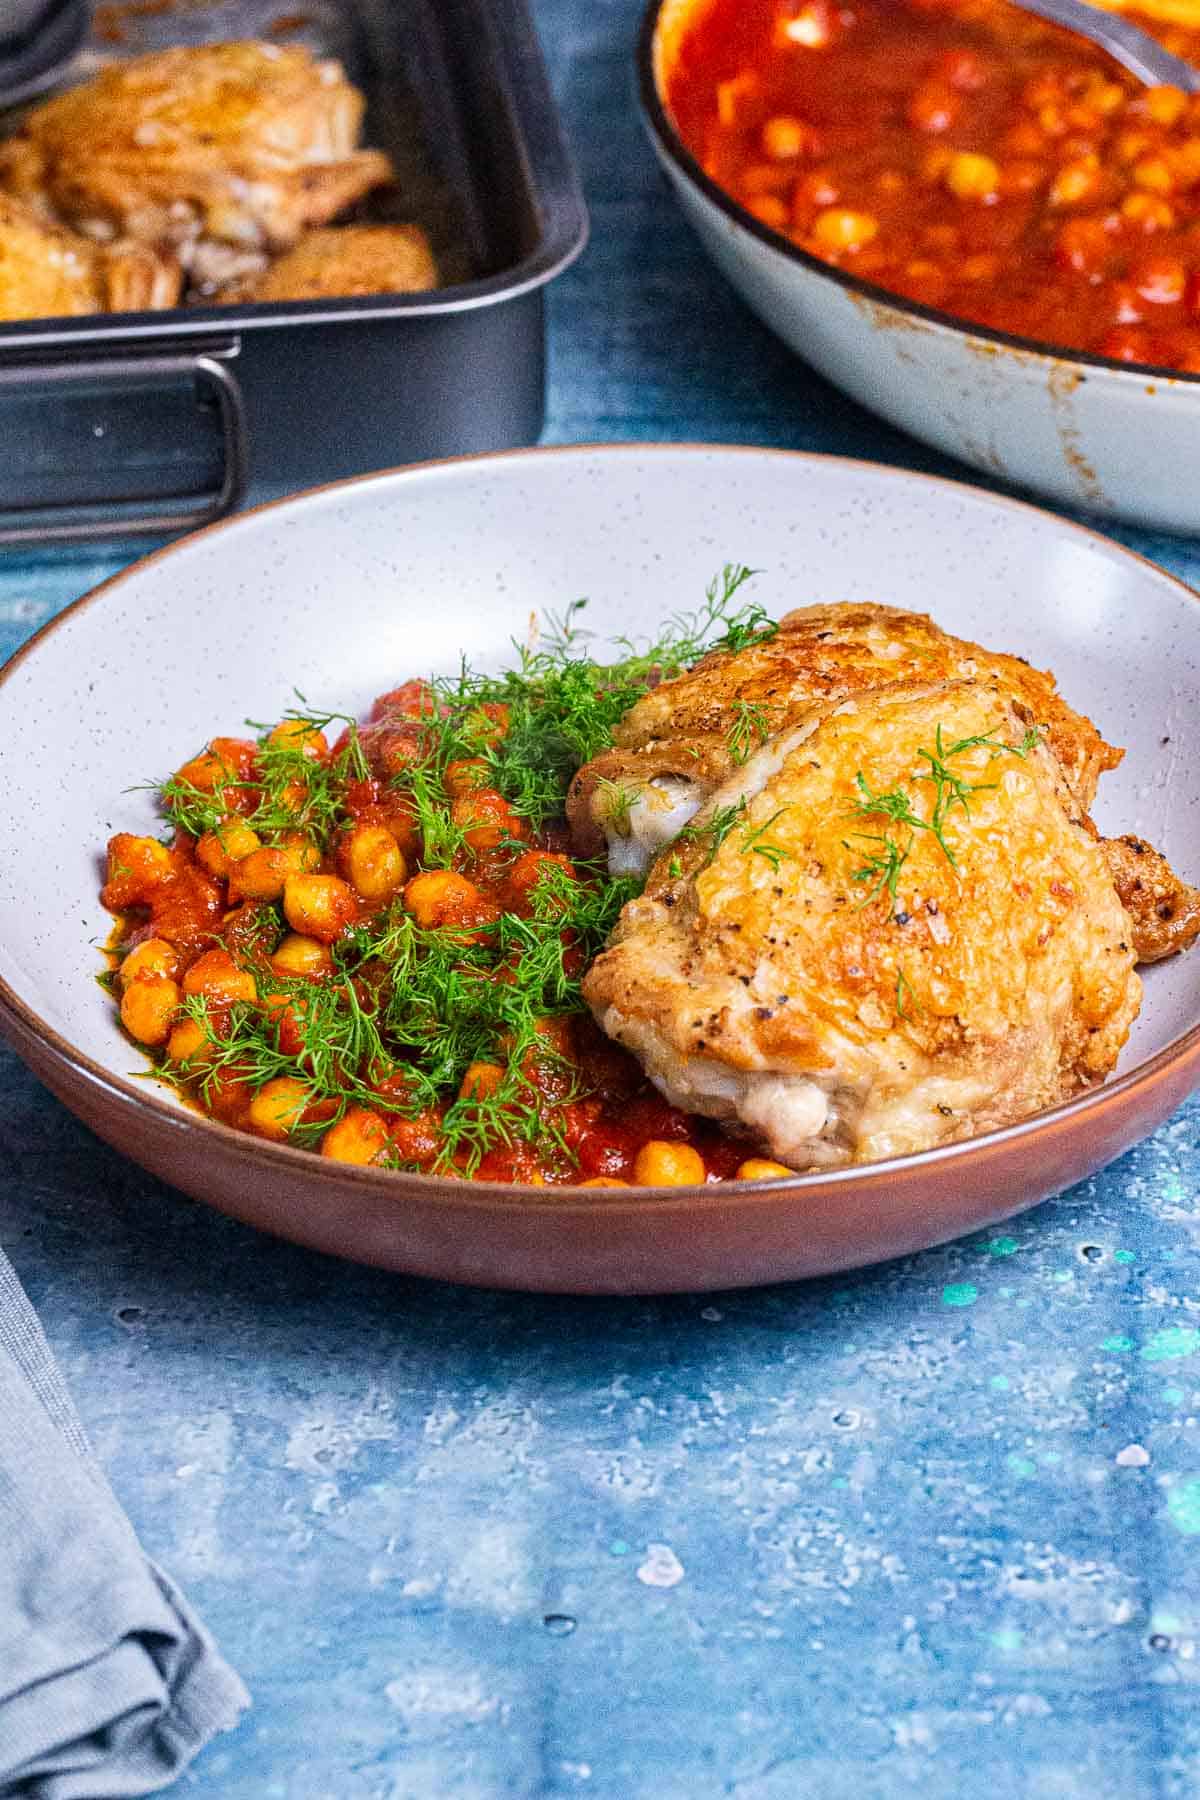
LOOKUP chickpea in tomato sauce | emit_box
[100,576,790,1187]
[664,0,1200,369]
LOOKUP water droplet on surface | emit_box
[1149,1634,1173,1653]
[832,1409,859,1430]
[543,1614,577,1636]
[116,1306,144,1325]
[1080,1245,1104,1263]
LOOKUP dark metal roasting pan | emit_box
[0,0,587,543]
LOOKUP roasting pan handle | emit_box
[0,351,248,546]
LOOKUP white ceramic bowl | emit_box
[639,0,1200,534]
[1,444,1199,1292]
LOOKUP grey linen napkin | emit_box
[0,1247,249,1797]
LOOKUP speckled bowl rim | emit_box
[636,0,1200,391]
[2,440,1199,1213]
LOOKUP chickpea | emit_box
[581,1177,632,1188]
[264,991,308,1058]
[370,679,437,722]
[631,1141,707,1186]
[504,849,577,915]
[450,786,521,854]
[195,819,261,880]
[266,719,328,760]
[403,870,499,933]
[944,151,999,201]
[1132,156,1174,195]
[761,113,812,160]
[811,207,879,252]
[459,1061,506,1100]
[166,1015,208,1064]
[120,976,180,1046]
[1115,128,1152,165]
[226,847,285,902]
[174,737,256,797]
[736,1159,795,1180]
[1121,191,1175,230]
[228,835,316,903]
[270,932,334,980]
[320,1108,390,1165]
[182,949,257,1007]
[101,833,174,909]
[283,873,357,943]
[279,831,322,872]
[464,702,509,746]
[1048,157,1100,208]
[248,1077,311,1141]
[337,823,406,905]
[119,937,180,987]
[444,758,491,797]
[1145,84,1188,127]
[960,252,1000,282]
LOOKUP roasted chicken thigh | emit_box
[0,193,179,318]
[0,43,393,286]
[583,678,1142,1169]
[576,602,1198,1170]
[217,223,436,302]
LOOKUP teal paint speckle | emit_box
[1103,1335,1135,1353]
[990,1375,1010,1392]
[1053,1271,1073,1283]
[990,1628,1023,1651]
[609,1540,630,1557]
[1114,1250,1136,1265]
[1167,1479,1200,1536]
[998,1286,1014,1298]
[1040,1451,1062,1466]
[1163,1386,1186,1405]
[1007,1454,1037,1478]
[943,1283,978,1308]
[1141,1327,1200,1363]
[988,1238,1018,1258]
[831,1476,849,1490]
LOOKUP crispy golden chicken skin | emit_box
[567,602,1121,869]
[0,193,178,319]
[0,43,393,281]
[216,223,436,302]
[582,680,1141,1170]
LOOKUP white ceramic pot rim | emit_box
[3,440,1199,1209]
[635,0,1200,391]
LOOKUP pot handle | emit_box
[0,350,248,546]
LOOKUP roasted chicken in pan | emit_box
[576,603,1199,1170]
[0,43,394,289]
[217,223,437,303]
[0,192,179,318]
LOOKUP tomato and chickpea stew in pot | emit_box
[663,0,1200,370]
[99,572,793,1189]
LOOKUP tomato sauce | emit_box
[664,0,1200,369]
[101,681,774,1188]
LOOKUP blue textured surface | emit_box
[4,0,1200,1792]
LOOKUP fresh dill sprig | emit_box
[676,799,748,863]
[739,806,792,871]
[727,700,771,766]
